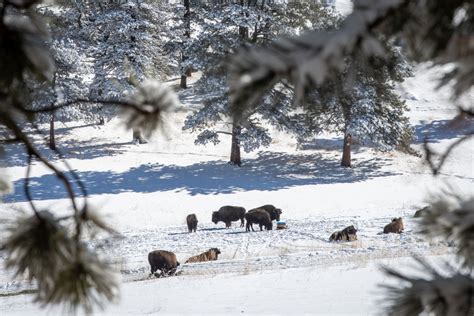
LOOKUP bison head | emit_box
[275,208,282,221]
[212,212,219,224]
[344,225,357,235]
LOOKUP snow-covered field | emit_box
[0,62,473,315]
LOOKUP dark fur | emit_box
[383,217,404,234]
[148,250,180,276]
[185,248,221,263]
[245,209,273,232]
[212,206,246,228]
[251,204,282,221]
[414,206,430,218]
[186,213,198,232]
[329,225,358,242]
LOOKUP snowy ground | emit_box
[0,61,473,315]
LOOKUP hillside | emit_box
[0,60,473,314]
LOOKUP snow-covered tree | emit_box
[183,0,341,165]
[300,41,413,167]
[59,0,173,143]
[28,5,93,149]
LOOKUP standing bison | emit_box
[384,217,405,234]
[212,206,246,228]
[250,204,282,221]
[148,250,180,277]
[245,209,273,232]
[186,213,198,232]
[329,225,358,242]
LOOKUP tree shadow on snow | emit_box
[5,151,399,202]
[1,138,132,168]
[412,119,474,144]
[198,227,228,232]
[225,231,250,235]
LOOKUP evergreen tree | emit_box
[183,0,340,165]
[61,0,173,143]
[301,42,413,167]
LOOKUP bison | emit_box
[414,206,430,218]
[212,206,246,228]
[329,225,358,242]
[185,248,221,264]
[186,213,198,232]
[251,204,282,221]
[148,250,180,277]
[383,217,404,234]
[245,209,272,232]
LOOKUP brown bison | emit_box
[185,248,221,264]
[212,206,246,228]
[186,213,198,232]
[251,204,282,221]
[384,217,404,234]
[329,225,358,242]
[245,209,272,232]
[148,250,180,276]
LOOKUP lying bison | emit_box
[212,206,246,228]
[414,206,430,218]
[245,209,272,232]
[185,248,221,264]
[329,225,358,242]
[148,250,180,277]
[384,217,404,234]
[250,204,282,221]
[186,213,198,233]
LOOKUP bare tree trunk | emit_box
[49,111,56,150]
[341,133,352,167]
[180,0,191,89]
[230,124,242,166]
[180,68,187,89]
[133,128,148,144]
[49,72,57,151]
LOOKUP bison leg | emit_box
[168,267,177,276]
[246,222,250,232]
[259,224,263,231]
[240,218,245,227]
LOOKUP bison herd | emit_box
[148,204,406,277]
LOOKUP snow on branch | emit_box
[228,0,405,122]
[419,194,474,269]
[382,257,474,316]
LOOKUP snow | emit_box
[0,60,472,314]
[2,0,474,302]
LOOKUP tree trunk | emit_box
[133,128,147,144]
[230,124,242,166]
[49,111,56,150]
[180,0,191,89]
[180,73,187,89]
[341,133,352,168]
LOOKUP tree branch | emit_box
[424,133,474,175]
[216,131,233,135]
[21,98,147,115]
